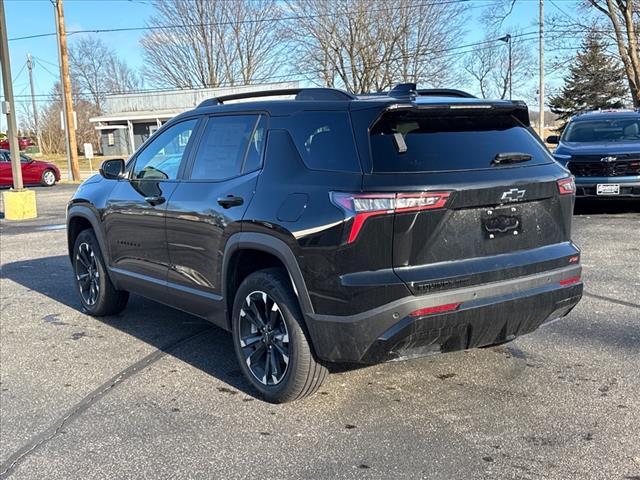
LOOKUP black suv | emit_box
[67,84,583,402]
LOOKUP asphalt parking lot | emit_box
[1,184,639,480]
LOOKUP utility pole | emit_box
[0,0,23,190]
[53,0,80,181]
[538,0,545,138]
[0,0,36,219]
[26,54,43,154]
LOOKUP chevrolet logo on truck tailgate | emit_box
[500,188,526,202]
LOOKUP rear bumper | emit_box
[305,265,582,363]
[575,177,640,198]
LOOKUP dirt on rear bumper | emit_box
[305,266,582,363]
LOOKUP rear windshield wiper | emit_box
[491,152,532,166]
[393,133,408,153]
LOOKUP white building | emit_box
[90,82,299,156]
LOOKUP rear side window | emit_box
[190,115,264,180]
[370,113,552,173]
[288,111,361,172]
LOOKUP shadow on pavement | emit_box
[574,198,640,215]
[1,255,262,398]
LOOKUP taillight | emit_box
[330,191,451,244]
[557,177,575,195]
[409,302,461,317]
[559,275,581,286]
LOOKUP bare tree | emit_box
[69,36,111,111]
[69,36,141,112]
[284,0,468,93]
[35,83,100,155]
[140,0,282,88]
[464,42,498,99]
[465,31,534,99]
[586,0,640,106]
[105,57,143,94]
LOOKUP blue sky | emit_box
[3,0,583,114]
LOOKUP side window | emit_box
[288,111,361,172]
[132,119,197,180]
[243,115,267,173]
[190,115,263,181]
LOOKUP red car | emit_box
[0,137,34,150]
[0,150,61,187]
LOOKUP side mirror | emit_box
[99,158,125,179]
[546,135,559,145]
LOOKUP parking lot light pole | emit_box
[499,34,512,100]
[0,0,37,219]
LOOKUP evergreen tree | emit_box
[549,30,628,127]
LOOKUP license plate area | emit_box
[597,183,620,195]
[482,206,522,239]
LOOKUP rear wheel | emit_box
[232,268,328,403]
[41,169,56,187]
[72,229,129,316]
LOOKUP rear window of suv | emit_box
[370,112,552,173]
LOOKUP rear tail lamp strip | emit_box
[330,191,451,244]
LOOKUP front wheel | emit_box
[232,268,328,403]
[72,229,129,316]
[41,169,56,187]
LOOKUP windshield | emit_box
[563,117,640,143]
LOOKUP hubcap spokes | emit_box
[44,171,55,185]
[239,291,289,386]
[75,242,100,306]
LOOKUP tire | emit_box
[41,169,56,187]
[72,229,129,316]
[231,268,328,403]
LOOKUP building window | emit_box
[107,133,115,146]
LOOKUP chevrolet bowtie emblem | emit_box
[500,188,526,202]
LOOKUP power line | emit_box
[32,55,60,69]
[8,0,484,42]
[11,60,26,82]
[7,31,540,101]
[548,0,580,23]
[31,56,61,79]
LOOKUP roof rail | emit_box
[416,88,477,99]
[197,87,356,107]
[387,83,476,99]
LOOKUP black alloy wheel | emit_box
[231,268,328,403]
[238,290,290,386]
[72,229,129,316]
[75,241,100,306]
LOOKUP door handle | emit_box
[217,195,244,209]
[144,195,166,206]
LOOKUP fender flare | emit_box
[66,204,111,266]
[222,232,315,317]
